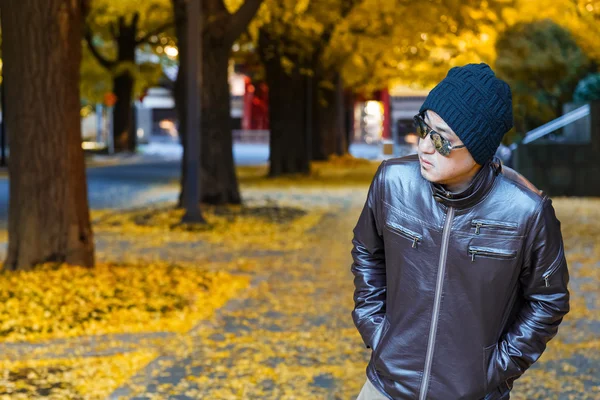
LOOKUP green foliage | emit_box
[574,73,600,103]
[495,19,590,137]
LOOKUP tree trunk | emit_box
[112,19,138,152]
[262,46,310,176]
[1,0,95,270]
[312,70,347,160]
[175,28,241,205]
[173,0,256,206]
[313,77,337,161]
[112,73,135,151]
[198,44,241,204]
[344,89,354,153]
[335,74,347,155]
[310,73,327,161]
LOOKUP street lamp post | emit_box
[181,0,204,223]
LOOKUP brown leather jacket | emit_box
[351,155,570,400]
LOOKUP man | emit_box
[351,63,570,400]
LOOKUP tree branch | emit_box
[109,21,118,40]
[84,26,116,70]
[136,21,175,45]
[225,0,264,44]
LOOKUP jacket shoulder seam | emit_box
[523,194,550,253]
[498,173,543,199]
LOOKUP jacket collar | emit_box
[429,156,502,210]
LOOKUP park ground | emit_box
[0,155,598,399]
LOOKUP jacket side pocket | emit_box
[371,315,390,353]
[483,343,497,395]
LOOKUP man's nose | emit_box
[418,135,435,154]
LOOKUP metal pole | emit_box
[181,0,204,223]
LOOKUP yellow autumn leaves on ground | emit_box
[0,350,158,400]
[0,159,598,399]
[0,262,249,343]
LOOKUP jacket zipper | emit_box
[542,246,565,287]
[419,206,455,400]
[468,246,517,262]
[385,222,423,248]
[472,219,518,235]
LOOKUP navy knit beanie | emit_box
[419,63,513,165]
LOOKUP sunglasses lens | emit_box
[414,118,427,138]
[431,133,443,148]
[431,133,451,156]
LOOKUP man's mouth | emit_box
[420,158,433,167]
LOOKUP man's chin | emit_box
[420,167,438,183]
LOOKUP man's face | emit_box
[417,110,480,188]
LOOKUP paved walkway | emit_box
[110,195,600,399]
[104,190,371,399]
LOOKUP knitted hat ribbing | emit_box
[419,63,513,165]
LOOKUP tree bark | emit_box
[173,0,262,205]
[112,16,138,152]
[198,46,241,203]
[334,74,348,155]
[112,72,135,151]
[312,73,338,161]
[1,0,95,270]
[174,0,242,205]
[261,30,310,176]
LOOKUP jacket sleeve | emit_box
[489,196,570,387]
[351,160,387,350]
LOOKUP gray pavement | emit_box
[0,142,394,227]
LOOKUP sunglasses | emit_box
[413,113,466,156]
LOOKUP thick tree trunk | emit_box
[175,29,241,205]
[198,45,241,204]
[173,0,259,206]
[310,74,326,161]
[313,78,337,160]
[262,45,310,176]
[112,73,135,151]
[312,70,348,160]
[1,0,95,270]
[344,89,353,153]
[112,20,137,152]
[335,74,348,155]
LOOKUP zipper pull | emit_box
[475,223,482,235]
[412,237,418,248]
[544,276,550,287]
[471,251,476,262]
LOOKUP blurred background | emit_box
[0,0,598,399]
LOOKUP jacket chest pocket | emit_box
[385,221,423,249]
[471,219,518,235]
[468,246,517,262]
